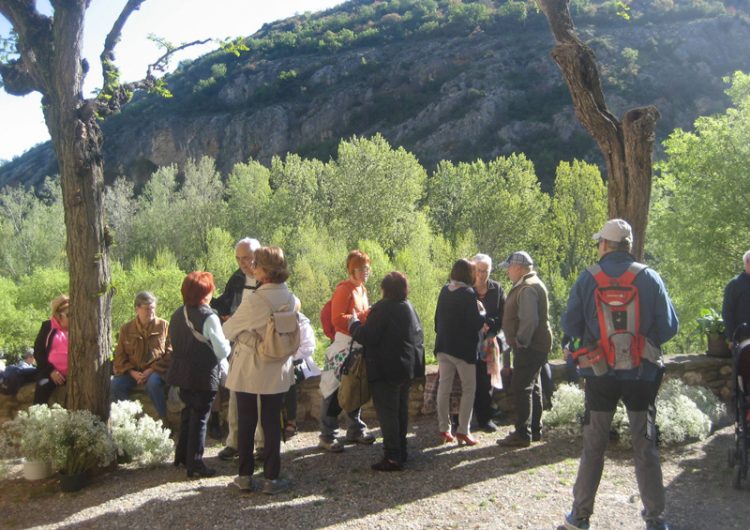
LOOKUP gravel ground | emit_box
[0,415,747,530]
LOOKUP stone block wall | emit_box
[0,353,734,428]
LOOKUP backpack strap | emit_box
[183,306,212,350]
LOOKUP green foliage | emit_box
[649,71,750,351]
[695,307,725,336]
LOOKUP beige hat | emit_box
[592,219,632,243]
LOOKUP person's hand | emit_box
[130,369,144,384]
[481,323,490,334]
[50,369,66,385]
[137,368,153,384]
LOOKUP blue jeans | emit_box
[112,372,168,418]
[319,391,367,441]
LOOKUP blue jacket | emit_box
[561,251,679,380]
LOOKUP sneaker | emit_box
[232,475,253,491]
[477,420,498,433]
[318,438,345,453]
[563,512,590,530]
[262,477,290,495]
[345,432,376,445]
[643,512,669,530]
[496,431,531,448]
[218,446,239,461]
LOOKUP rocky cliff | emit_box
[2,2,750,190]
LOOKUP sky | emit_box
[0,0,344,162]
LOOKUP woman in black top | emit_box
[434,259,487,446]
[350,271,425,471]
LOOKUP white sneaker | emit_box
[318,438,344,453]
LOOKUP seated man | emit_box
[112,291,172,419]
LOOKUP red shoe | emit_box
[439,431,455,444]
[456,433,478,446]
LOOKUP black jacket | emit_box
[167,305,221,392]
[434,283,486,364]
[350,298,425,383]
[723,271,750,340]
[210,269,253,318]
[478,279,505,336]
[33,320,58,380]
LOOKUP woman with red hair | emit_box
[318,250,376,453]
[167,272,231,478]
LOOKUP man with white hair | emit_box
[496,251,552,448]
[211,237,260,460]
[722,249,750,344]
[561,219,678,530]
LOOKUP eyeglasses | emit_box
[236,256,255,265]
[355,266,371,273]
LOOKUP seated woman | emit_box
[112,291,172,420]
[350,271,425,471]
[33,295,70,405]
[167,272,231,478]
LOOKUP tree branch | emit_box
[147,38,211,76]
[100,0,147,90]
[0,0,53,95]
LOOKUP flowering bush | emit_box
[542,380,726,446]
[49,409,116,475]
[110,400,173,466]
[0,403,68,462]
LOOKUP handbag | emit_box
[337,344,370,413]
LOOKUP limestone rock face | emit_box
[3,15,750,189]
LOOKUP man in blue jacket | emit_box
[722,249,750,344]
[562,219,678,530]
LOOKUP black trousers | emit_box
[33,378,62,405]
[371,379,411,463]
[176,388,216,471]
[474,360,493,424]
[236,391,284,479]
[511,348,547,439]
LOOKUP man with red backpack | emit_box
[561,219,678,530]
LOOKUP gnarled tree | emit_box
[537,0,659,259]
[0,0,201,420]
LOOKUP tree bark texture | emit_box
[537,0,659,259]
[1,0,113,420]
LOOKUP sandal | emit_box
[284,421,297,438]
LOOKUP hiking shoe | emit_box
[371,458,403,472]
[232,475,253,491]
[563,512,590,530]
[262,477,290,495]
[496,431,531,448]
[532,431,542,442]
[318,438,345,453]
[644,513,669,530]
[345,432,376,445]
[218,446,239,461]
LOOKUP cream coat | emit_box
[223,283,297,395]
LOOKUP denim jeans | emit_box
[319,391,367,441]
[111,372,168,418]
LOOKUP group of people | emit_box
[32,218,750,530]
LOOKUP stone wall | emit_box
[0,353,733,427]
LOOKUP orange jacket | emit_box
[331,279,369,336]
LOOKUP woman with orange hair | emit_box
[318,250,376,453]
[167,272,231,478]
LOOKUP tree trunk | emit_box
[537,0,659,259]
[41,5,113,420]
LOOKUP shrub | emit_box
[110,400,174,466]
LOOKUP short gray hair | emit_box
[744,250,750,266]
[236,237,260,252]
[472,253,492,270]
[134,291,156,308]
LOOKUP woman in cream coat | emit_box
[223,246,298,495]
